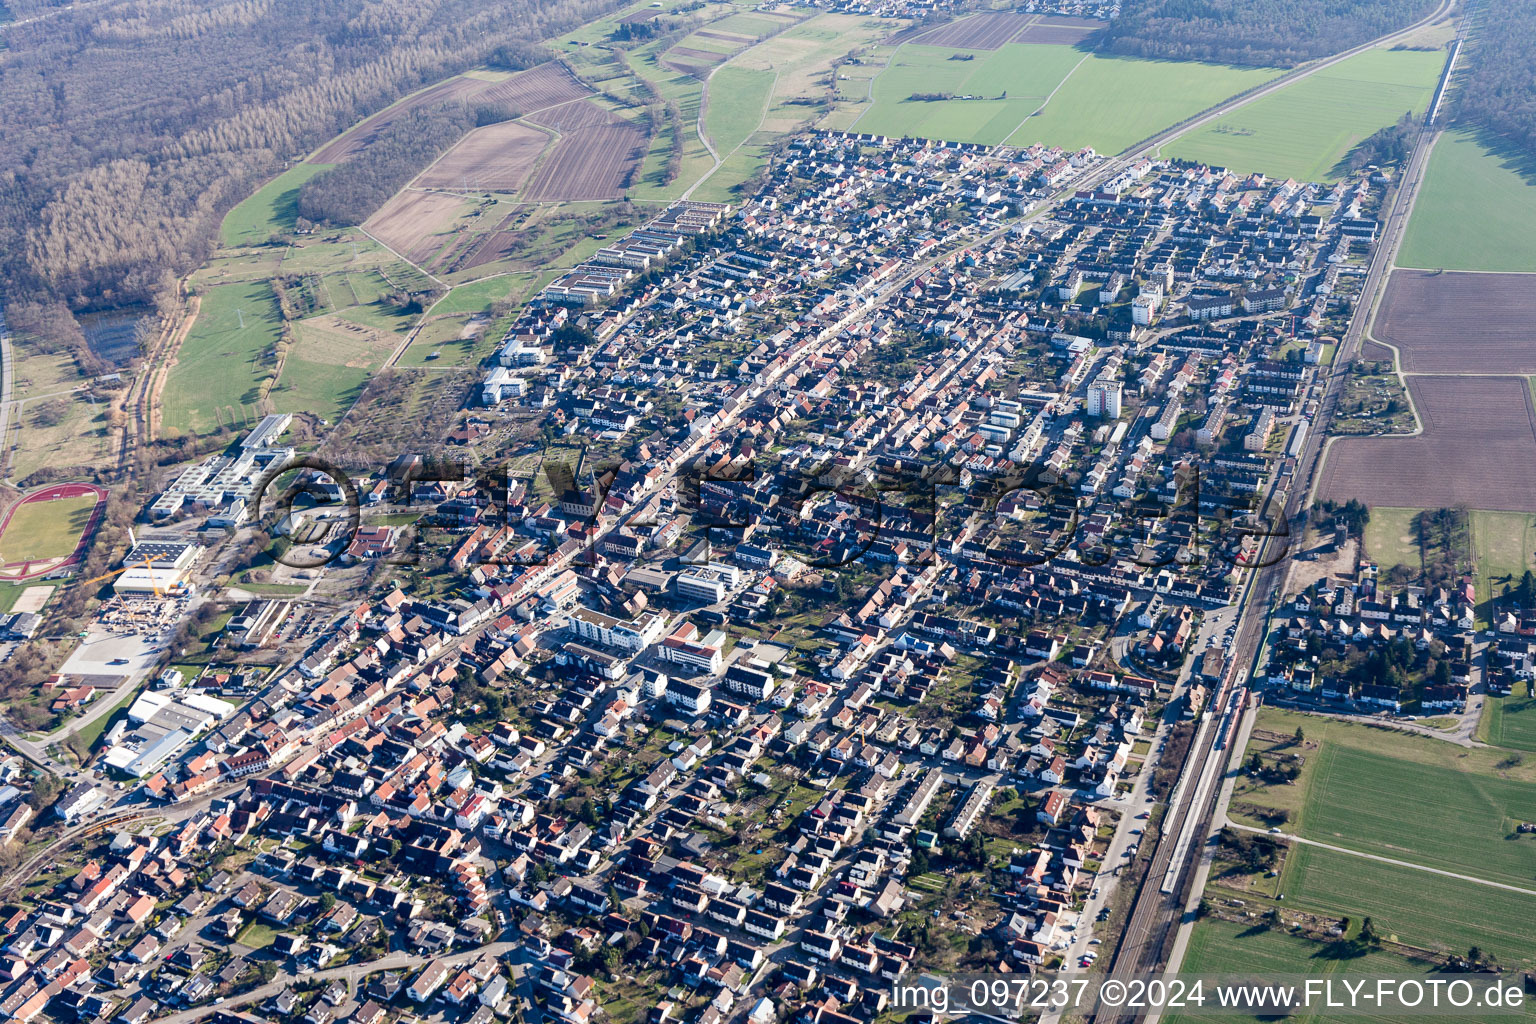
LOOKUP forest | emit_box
[1094,0,1437,67]
[0,0,621,313]
[1454,1,1536,159]
[298,106,475,226]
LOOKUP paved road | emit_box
[144,942,524,1024]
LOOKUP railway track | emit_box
[0,810,160,902]
[1096,7,1466,1012]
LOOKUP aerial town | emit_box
[1,117,1479,1024]
[4,0,1527,1020]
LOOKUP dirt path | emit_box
[123,294,198,459]
[1226,822,1536,895]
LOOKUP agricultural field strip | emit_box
[1371,270,1536,374]
[999,49,1091,144]
[1236,713,1536,888]
[1226,823,1536,896]
[1277,843,1536,968]
[1316,374,1536,513]
[1396,128,1536,274]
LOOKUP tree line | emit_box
[298,105,475,226]
[1,0,625,311]
[1092,0,1437,67]
[1453,1,1536,159]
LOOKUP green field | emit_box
[1296,742,1536,889]
[0,492,96,564]
[1480,691,1536,753]
[1471,509,1536,612]
[220,163,332,247]
[434,273,540,316]
[161,279,285,436]
[271,354,372,426]
[1398,129,1536,272]
[397,314,486,368]
[628,43,716,200]
[706,66,776,157]
[1007,56,1279,154]
[1361,507,1533,615]
[1280,842,1536,968]
[1362,506,1420,575]
[1234,711,1536,886]
[1171,919,1458,1024]
[1167,47,1444,182]
[853,43,1087,145]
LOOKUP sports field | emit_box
[0,490,98,565]
[1167,47,1444,182]
[853,43,1086,145]
[161,279,285,436]
[1480,692,1536,753]
[1005,56,1278,154]
[220,163,332,247]
[1398,128,1536,272]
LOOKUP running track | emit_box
[0,482,108,580]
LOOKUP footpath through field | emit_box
[1224,822,1536,897]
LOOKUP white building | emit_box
[149,414,294,518]
[481,367,527,406]
[1086,378,1123,419]
[1150,400,1182,442]
[675,563,740,603]
[1244,407,1277,451]
[570,608,667,653]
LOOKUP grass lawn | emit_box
[162,279,284,436]
[1280,842,1536,968]
[397,315,486,368]
[1361,506,1420,576]
[691,130,777,203]
[237,582,310,596]
[0,492,96,563]
[1470,509,1536,612]
[1170,919,1450,1024]
[10,395,114,483]
[705,65,776,156]
[235,920,279,949]
[1398,128,1536,273]
[1479,690,1536,753]
[1297,743,1536,889]
[69,685,142,756]
[1174,913,1536,1020]
[1008,56,1279,154]
[853,42,1086,145]
[220,162,332,247]
[434,273,539,316]
[628,43,715,201]
[1233,709,1536,890]
[1167,47,1444,182]
[270,354,371,427]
